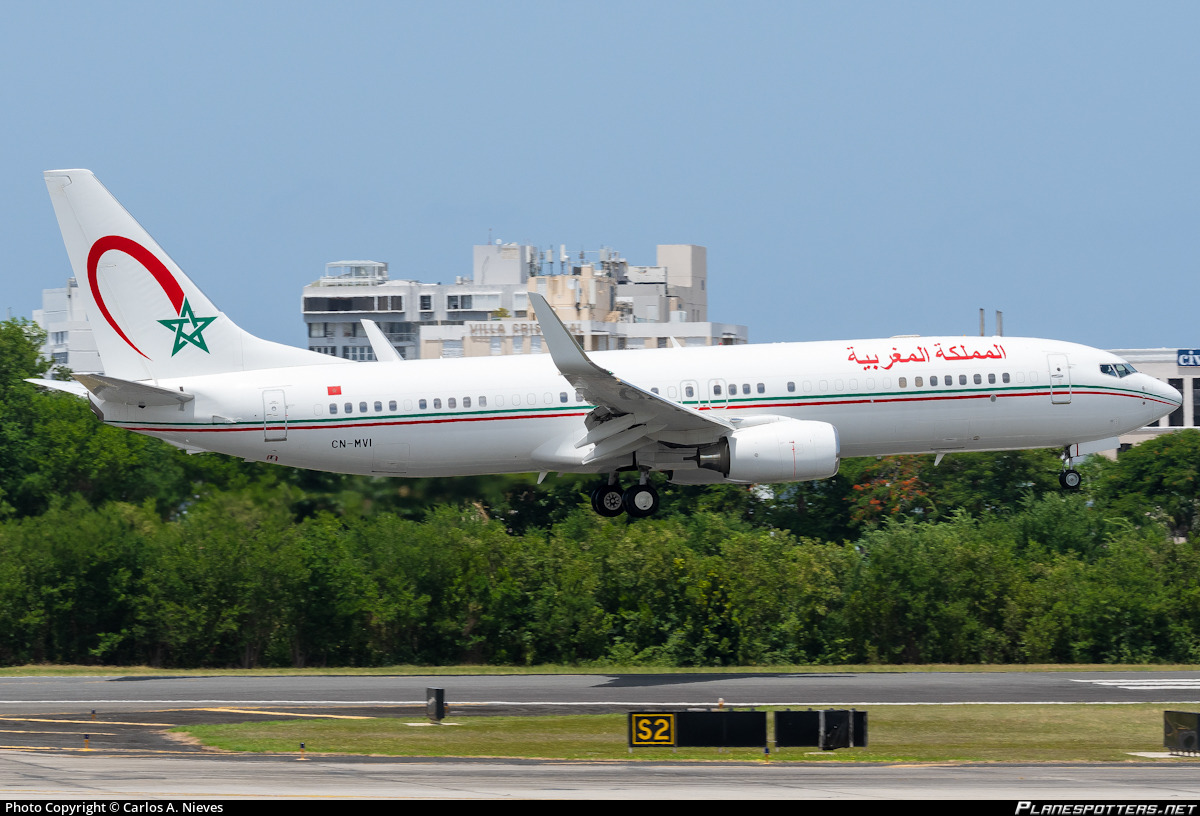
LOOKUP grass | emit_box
[3,663,1199,677]
[173,704,1190,763]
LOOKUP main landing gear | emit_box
[590,473,661,518]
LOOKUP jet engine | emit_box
[695,418,840,484]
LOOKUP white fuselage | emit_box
[95,336,1181,480]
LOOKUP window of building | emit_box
[1169,378,1185,426]
[420,294,433,311]
[342,345,375,361]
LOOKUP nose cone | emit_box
[1146,375,1183,414]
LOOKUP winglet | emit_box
[529,293,608,379]
[360,319,404,362]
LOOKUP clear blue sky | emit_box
[3,1,1197,349]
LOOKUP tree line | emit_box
[2,317,1198,667]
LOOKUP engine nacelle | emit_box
[698,419,840,484]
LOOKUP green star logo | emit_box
[158,298,217,356]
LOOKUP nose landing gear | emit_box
[1059,446,1082,491]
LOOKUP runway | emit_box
[1,671,1198,799]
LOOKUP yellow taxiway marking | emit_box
[192,708,371,719]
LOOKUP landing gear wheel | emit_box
[622,484,660,518]
[1059,469,1082,490]
[591,484,625,517]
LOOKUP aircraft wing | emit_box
[530,293,730,464]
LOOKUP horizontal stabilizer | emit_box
[73,373,194,406]
[25,378,90,398]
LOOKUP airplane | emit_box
[32,169,1183,517]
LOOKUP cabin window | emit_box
[344,402,353,414]
[478,396,487,407]
[1002,373,1010,384]
[329,403,338,414]
[757,382,765,394]
[359,402,367,413]
[931,376,939,386]
[973,374,981,385]
[560,392,568,403]
[390,400,398,411]
[685,385,695,398]
[463,397,471,408]
[419,399,427,410]
[958,374,967,385]
[575,391,583,402]
[899,377,907,388]
[988,373,996,385]
[651,387,660,394]
[448,398,457,409]
[314,404,324,416]
[433,398,442,409]
[914,377,923,387]
[374,401,382,412]
[787,381,795,392]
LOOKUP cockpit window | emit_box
[1100,363,1137,378]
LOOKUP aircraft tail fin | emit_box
[43,170,347,381]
